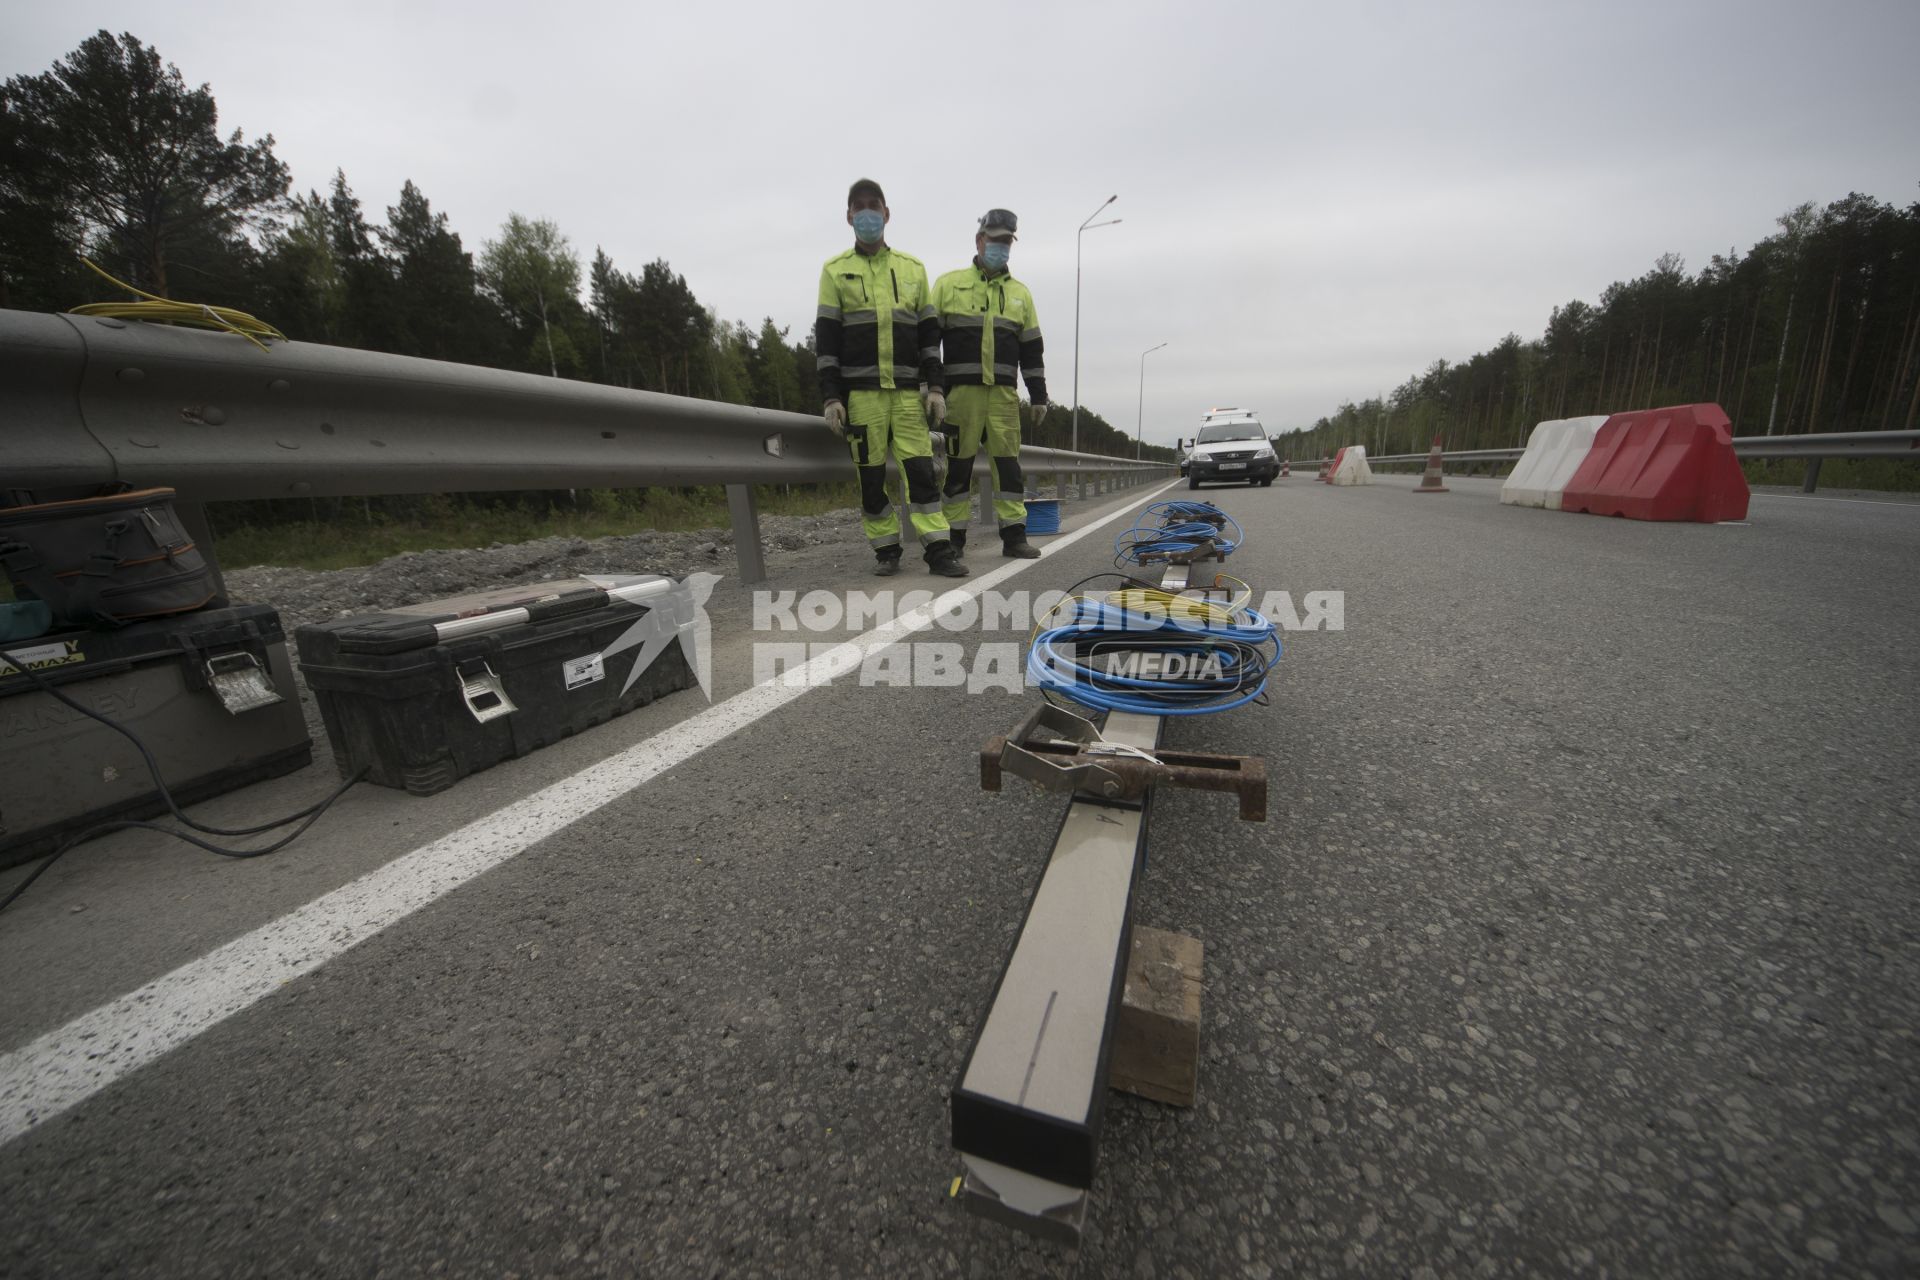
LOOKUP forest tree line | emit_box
[0,30,1168,530]
[1290,193,1920,463]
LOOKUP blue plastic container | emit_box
[1024,498,1062,535]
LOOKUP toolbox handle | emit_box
[203,648,285,715]
[522,587,610,623]
[456,659,517,724]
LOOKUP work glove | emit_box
[824,400,847,438]
[921,386,947,427]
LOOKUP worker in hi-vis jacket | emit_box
[931,207,1046,559]
[814,178,965,578]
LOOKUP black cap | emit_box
[978,208,1018,238]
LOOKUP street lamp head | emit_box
[1072,194,1123,455]
[1080,194,1121,232]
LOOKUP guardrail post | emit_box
[1802,458,1823,494]
[725,483,768,585]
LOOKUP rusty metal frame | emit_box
[979,703,1267,821]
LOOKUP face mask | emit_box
[852,209,885,244]
[982,242,1011,270]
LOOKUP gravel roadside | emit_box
[225,507,864,634]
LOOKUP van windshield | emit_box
[1197,424,1264,443]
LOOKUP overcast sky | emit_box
[6,1,1919,445]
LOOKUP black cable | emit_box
[2,643,338,837]
[0,641,367,914]
[0,767,365,915]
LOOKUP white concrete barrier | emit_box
[1501,416,1608,509]
[1330,445,1374,486]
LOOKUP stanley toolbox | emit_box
[0,603,313,869]
[294,575,700,795]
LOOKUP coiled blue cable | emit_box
[1026,597,1279,715]
[1114,502,1243,564]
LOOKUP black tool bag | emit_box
[0,487,225,627]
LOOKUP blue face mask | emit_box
[852,209,885,245]
[982,242,1011,270]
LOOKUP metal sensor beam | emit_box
[952,565,1190,1232]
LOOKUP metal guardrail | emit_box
[1740,430,1918,460]
[1345,448,1523,466]
[1298,430,1919,491]
[1,311,1172,582]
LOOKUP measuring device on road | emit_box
[951,500,1274,1241]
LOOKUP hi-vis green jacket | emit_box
[814,245,941,403]
[930,263,1048,404]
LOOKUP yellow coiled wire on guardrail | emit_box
[69,258,286,352]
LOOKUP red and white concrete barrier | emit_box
[1561,404,1749,522]
[1501,416,1609,509]
[1501,405,1748,523]
[1329,446,1373,486]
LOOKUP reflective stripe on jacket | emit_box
[815,246,941,402]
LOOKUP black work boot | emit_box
[1000,524,1041,559]
[949,527,968,558]
[873,553,902,577]
[926,542,969,578]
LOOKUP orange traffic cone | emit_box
[1413,436,1449,493]
[1280,459,1290,479]
[1316,460,1331,482]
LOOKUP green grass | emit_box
[209,484,863,572]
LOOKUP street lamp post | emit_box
[1070,195,1120,457]
[1136,341,1168,459]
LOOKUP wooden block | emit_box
[1108,925,1203,1107]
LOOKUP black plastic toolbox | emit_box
[0,603,313,868]
[293,576,698,795]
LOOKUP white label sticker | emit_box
[562,653,605,691]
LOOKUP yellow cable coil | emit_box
[1029,574,1256,648]
[68,258,286,352]
[1105,573,1252,623]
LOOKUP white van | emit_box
[1184,408,1277,488]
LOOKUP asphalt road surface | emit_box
[3,474,1916,1277]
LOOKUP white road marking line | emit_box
[1752,492,1920,509]
[0,479,1180,1147]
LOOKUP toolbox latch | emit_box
[204,649,284,715]
[458,660,517,724]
